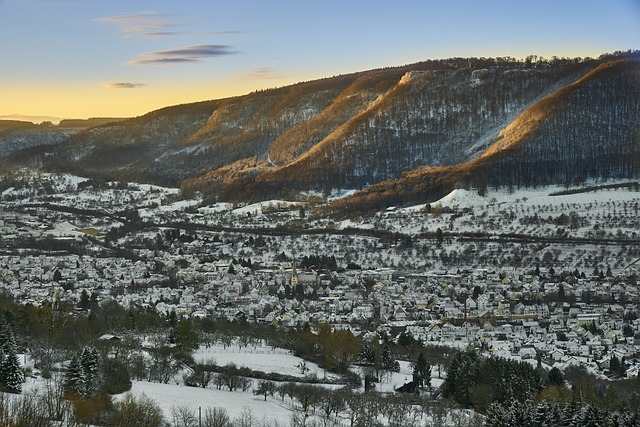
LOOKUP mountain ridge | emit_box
[1,51,638,207]
[331,57,640,213]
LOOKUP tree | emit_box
[0,322,22,394]
[0,345,23,393]
[108,393,165,427]
[292,384,322,414]
[101,358,132,395]
[148,347,180,384]
[80,346,101,398]
[622,324,634,338]
[318,387,346,425]
[79,289,90,310]
[547,367,564,386]
[254,380,277,401]
[435,228,444,245]
[323,329,361,373]
[202,407,231,427]
[412,351,431,391]
[64,354,84,396]
[185,366,214,388]
[171,405,197,427]
[381,346,400,372]
[397,330,416,347]
[174,318,200,352]
[62,346,102,398]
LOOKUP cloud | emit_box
[128,45,236,65]
[101,82,146,89]
[0,114,63,125]
[95,11,176,38]
[245,67,283,80]
[200,30,242,35]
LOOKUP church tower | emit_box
[291,260,299,287]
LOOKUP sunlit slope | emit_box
[332,58,640,212]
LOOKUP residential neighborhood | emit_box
[1,173,639,382]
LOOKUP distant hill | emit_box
[1,50,638,207]
[57,118,128,128]
[0,120,38,135]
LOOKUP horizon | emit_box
[1,0,638,122]
[0,51,623,125]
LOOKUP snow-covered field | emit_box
[122,380,293,425]
[193,343,331,380]
[19,342,447,426]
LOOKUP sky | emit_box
[1,0,638,123]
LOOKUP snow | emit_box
[232,200,300,216]
[193,343,333,380]
[337,219,374,230]
[139,199,200,218]
[198,203,234,214]
[433,188,488,209]
[119,380,293,425]
[327,189,358,201]
[354,360,445,394]
[136,183,181,194]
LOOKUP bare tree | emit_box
[254,380,277,401]
[201,407,231,427]
[234,407,255,427]
[171,405,198,427]
[108,393,165,427]
[318,387,346,427]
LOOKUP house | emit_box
[519,346,537,359]
[626,364,640,379]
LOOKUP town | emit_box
[1,170,639,384]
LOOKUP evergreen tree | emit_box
[359,343,375,365]
[64,346,102,398]
[80,346,101,398]
[381,346,400,372]
[547,366,564,386]
[412,351,431,390]
[64,353,84,396]
[174,318,200,352]
[0,313,22,393]
[0,344,23,393]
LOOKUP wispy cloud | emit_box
[0,114,63,124]
[95,11,176,38]
[245,67,283,80]
[128,45,236,65]
[101,82,146,89]
[200,30,242,35]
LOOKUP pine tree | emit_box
[0,346,23,393]
[80,346,101,398]
[359,343,375,364]
[485,402,507,427]
[412,351,431,390]
[381,346,400,372]
[64,353,84,396]
[64,346,102,398]
[0,315,22,394]
[547,366,564,386]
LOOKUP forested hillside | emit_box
[331,55,640,213]
[1,51,638,205]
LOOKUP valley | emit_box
[1,170,638,363]
[0,51,639,426]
